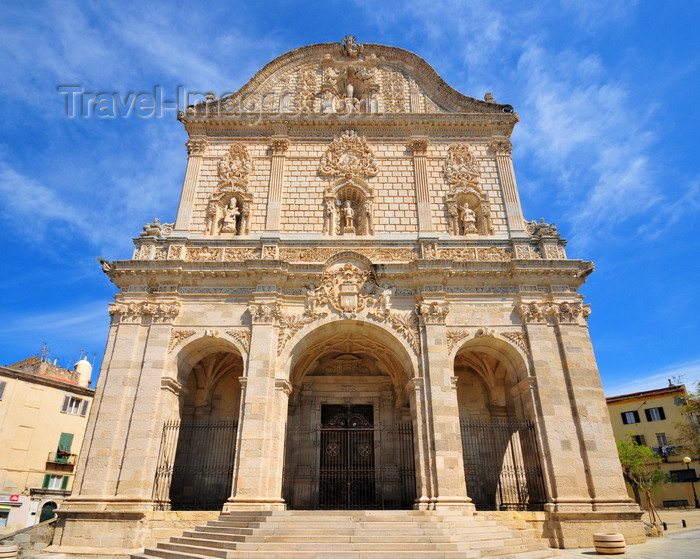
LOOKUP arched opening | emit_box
[283,322,415,510]
[154,339,244,511]
[455,337,545,510]
[39,501,58,523]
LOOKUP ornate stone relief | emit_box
[319,131,379,179]
[185,137,208,156]
[417,301,450,324]
[490,138,512,156]
[514,245,542,259]
[224,247,259,261]
[109,301,180,324]
[205,143,254,236]
[525,219,560,238]
[383,70,408,113]
[543,244,566,259]
[517,301,591,324]
[168,329,196,352]
[186,246,223,261]
[278,247,417,263]
[439,247,512,262]
[501,331,530,355]
[226,329,251,353]
[446,330,470,354]
[444,144,493,236]
[140,218,173,238]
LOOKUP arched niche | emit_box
[205,191,253,236]
[446,189,493,236]
[323,179,374,236]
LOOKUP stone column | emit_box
[516,300,593,511]
[173,137,208,232]
[225,300,285,510]
[417,297,473,511]
[409,138,433,233]
[264,137,290,232]
[406,377,433,509]
[491,138,527,235]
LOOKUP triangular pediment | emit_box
[192,39,513,118]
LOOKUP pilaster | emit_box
[173,137,208,232]
[416,295,473,511]
[264,137,290,232]
[225,297,285,511]
[491,138,527,236]
[409,138,433,233]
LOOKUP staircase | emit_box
[132,510,561,559]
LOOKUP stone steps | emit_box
[132,510,560,559]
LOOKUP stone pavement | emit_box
[559,508,700,558]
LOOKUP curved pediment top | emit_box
[187,39,514,118]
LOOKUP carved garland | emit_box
[109,301,181,324]
[517,301,591,324]
[168,329,196,352]
[226,329,251,353]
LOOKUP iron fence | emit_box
[283,421,415,510]
[153,419,238,510]
[459,419,546,510]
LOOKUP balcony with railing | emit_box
[46,451,77,467]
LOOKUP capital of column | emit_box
[490,137,512,156]
[186,137,208,157]
[417,301,450,325]
[270,137,290,155]
[274,378,293,396]
[408,137,430,155]
[517,300,590,325]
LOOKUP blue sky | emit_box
[0,1,698,395]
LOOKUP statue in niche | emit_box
[343,200,355,232]
[221,198,241,234]
[460,204,477,233]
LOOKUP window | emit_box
[0,510,8,527]
[621,411,640,424]
[42,474,68,490]
[656,433,668,447]
[645,407,666,421]
[0,380,6,400]
[670,468,697,483]
[632,435,646,446]
[56,432,74,463]
[61,396,88,416]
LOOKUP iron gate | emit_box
[459,419,546,510]
[152,419,238,510]
[283,409,415,510]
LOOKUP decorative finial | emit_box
[341,35,363,58]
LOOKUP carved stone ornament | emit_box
[444,144,481,191]
[501,331,530,355]
[490,138,512,156]
[225,329,251,353]
[446,329,470,354]
[109,301,181,324]
[318,130,379,179]
[140,218,173,238]
[439,247,511,261]
[217,143,253,191]
[525,219,561,239]
[417,301,450,324]
[270,138,290,154]
[185,137,208,156]
[278,247,417,263]
[474,327,496,338]
[340,35,364,58]
[168,329,196,352]
[516,301,591,324]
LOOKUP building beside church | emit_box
[51,38,644,556]
[0,356,93,533]
[607,383,700,509]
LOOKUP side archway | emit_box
[153,336,245,510]
[454,334,546,511]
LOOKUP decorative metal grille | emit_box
[284,413,415,510]
[459,419,546,510]
[153,419,238,511]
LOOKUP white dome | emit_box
[74,357,92,386]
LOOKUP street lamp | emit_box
[683,456,700,508]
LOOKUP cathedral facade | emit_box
[52,38,643,556]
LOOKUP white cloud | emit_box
[603,358,700,397]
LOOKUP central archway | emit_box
[282,320,416,510]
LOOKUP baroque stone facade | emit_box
[52,39,643,557]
